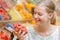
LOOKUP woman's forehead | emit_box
[34,6,46,12]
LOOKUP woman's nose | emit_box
[34,14,38,19]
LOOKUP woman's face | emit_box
[33,6,50,26]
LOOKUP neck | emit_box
[34,24,54,34]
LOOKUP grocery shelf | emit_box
[0,18,32,23]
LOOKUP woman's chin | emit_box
[36,22,43,26]
[36,22,41,25]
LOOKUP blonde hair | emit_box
[37,0,56,25]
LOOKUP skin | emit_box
[33,4,56,36]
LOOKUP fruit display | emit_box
[0,0,35,40]
[0,0,36,25]
[9,10,20,21]
[15,3,36,13]
[19,10,32,21]
[13,23,28,35]
[14,0,36,25]
[15,5,33,21]
[0,0,60,40]
[0,31,10,40]
[21,0,36,12]
[0,0,17,11]
[0,0,9,10]
[15,5,24,12]
[25,3,36,13]
[0,7,11,21]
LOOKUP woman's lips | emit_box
[35,19,40,22]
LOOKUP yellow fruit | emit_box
[20,13,26,20]
[30,19,36,25]
[15,5,23,12]
[25,3,36,12]
[23,15,27,19]
[22,10,27,14]
[9,10,20,20]
[26,13,32,19]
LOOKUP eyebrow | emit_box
[34,8,46,14]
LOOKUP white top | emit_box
[25,26,60,40]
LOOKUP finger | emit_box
[19,29,27,37]
[19,29,23,35]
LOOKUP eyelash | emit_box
[34,12,43,16]
[38,13,43,16]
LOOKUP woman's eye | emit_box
[39,14,43,16]
[38,13,43,16]
[33,12,43,16]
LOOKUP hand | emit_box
[16,26,28,40]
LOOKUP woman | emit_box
[17,0,60,40]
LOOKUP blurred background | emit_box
[0,0,60,40]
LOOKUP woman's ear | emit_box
[48,13,53,19]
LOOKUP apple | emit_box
[2,2,8,9]
[4,15,10,20]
